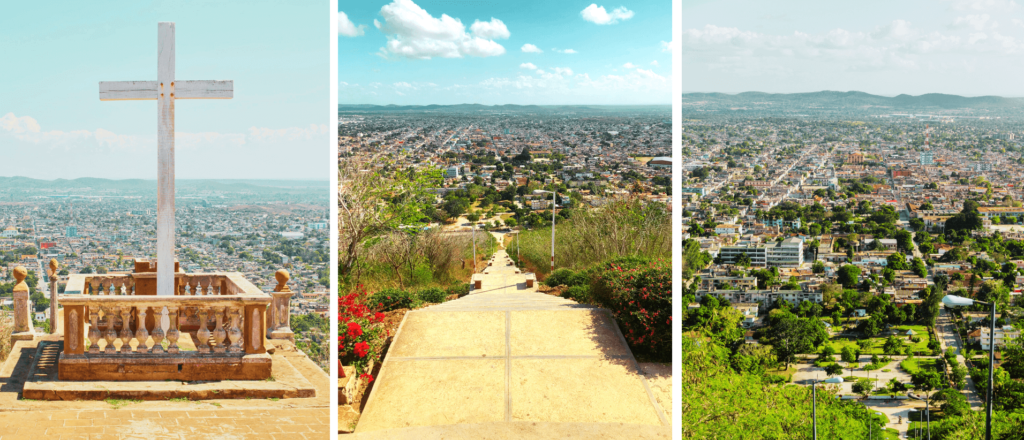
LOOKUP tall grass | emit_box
[508,198,671,277]
[0,314,12,363]
[347,228,496,293]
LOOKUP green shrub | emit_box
[416,287,448,304]
[446,283,470,297]
[590,256,671,362]
[563,285,591,303]
[545,268,576,287]
[368,288,418,311]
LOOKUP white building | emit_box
[979,325,1021,351]
[718,237,804,268]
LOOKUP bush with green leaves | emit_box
[562,284,591,303]
[368,288,418,311]
[416,287,448,304]
[591,256,671,362]
[446,283,470,297]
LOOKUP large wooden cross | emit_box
[100,22,232,296]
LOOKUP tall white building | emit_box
[919,151,934,166]
[718,237,804,268]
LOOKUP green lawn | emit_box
[819,324,932,355]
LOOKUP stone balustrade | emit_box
[58,272,273,381]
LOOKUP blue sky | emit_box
[683,0,1024,96]
[339,1,672,105]
[0,1,329,180]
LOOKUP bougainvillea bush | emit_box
[590,256,671,362]
[338,285,386,383]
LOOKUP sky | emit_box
[338,0,672,105]
[682,0,1024,96]
[0,1,330,180]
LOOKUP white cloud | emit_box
[948,0,1018,11]
[470,18,510,40]
[552,67,574,75]
[338,11,367,37]
[553,48,578,54]
[660,40,675,52]
[952,14,997,30]
[580,4,635,25]
[623,62,637,68]
[650,60,659,66]
[520,62,537,70]
[634,68,666,81]
[682,21,1024,75]
[1,112,328,153]
[374,0,507,59]
[521,43,543,53]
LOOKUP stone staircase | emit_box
[352,249,670,439]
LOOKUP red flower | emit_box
[354,341,370,358]
[360,373,375,383]
[373,312,386,323]
[347,322,363,338]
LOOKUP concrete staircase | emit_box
[352,249,670,439]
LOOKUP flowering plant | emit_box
[338,285,386,379]
[592,257,671,362]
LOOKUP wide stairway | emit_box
[351,249,670,439]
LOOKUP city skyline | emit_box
[0,1,330,180]
[339,0,672,105]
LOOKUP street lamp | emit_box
[942,294,996,440]
[537,190,556,273]
[908,392,931,440]
[812,376,844,440]
[471,221,476,274]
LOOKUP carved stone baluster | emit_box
[227,306,242,353]
[89,278,99,295]
[88,307,101,354]
[150,307,166,354]
[196,277,205,296]
[213,307,227,353]
[127,278,136,296]
[135,307,149,353]
[103,307,117,354]
[119,307,132,353]
[167,307,180,354]
[196,308,211,353]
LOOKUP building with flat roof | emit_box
[718,237,804,268]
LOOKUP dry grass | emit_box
[0,314,13,363]
[509,197,671,275]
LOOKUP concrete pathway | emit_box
[352,250,669,438]
[934,308,983,410]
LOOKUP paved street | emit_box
[934,308,983,410]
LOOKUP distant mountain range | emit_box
[339,104,669,113]
[682,91,1024,110]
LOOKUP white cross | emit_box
[100,22,232,296]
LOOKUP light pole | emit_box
[811,376,844,440]
[472,221,476,273]
[538,190,557,273]
[942,294,996,440]
[908,392,931,440]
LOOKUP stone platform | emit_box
[0,336,329,439]
[9,337,314,402]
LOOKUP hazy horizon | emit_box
[683,0,1024,96]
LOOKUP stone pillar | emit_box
[47,259,59,334]
[11,266,34,342]
[268,269,295,342]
